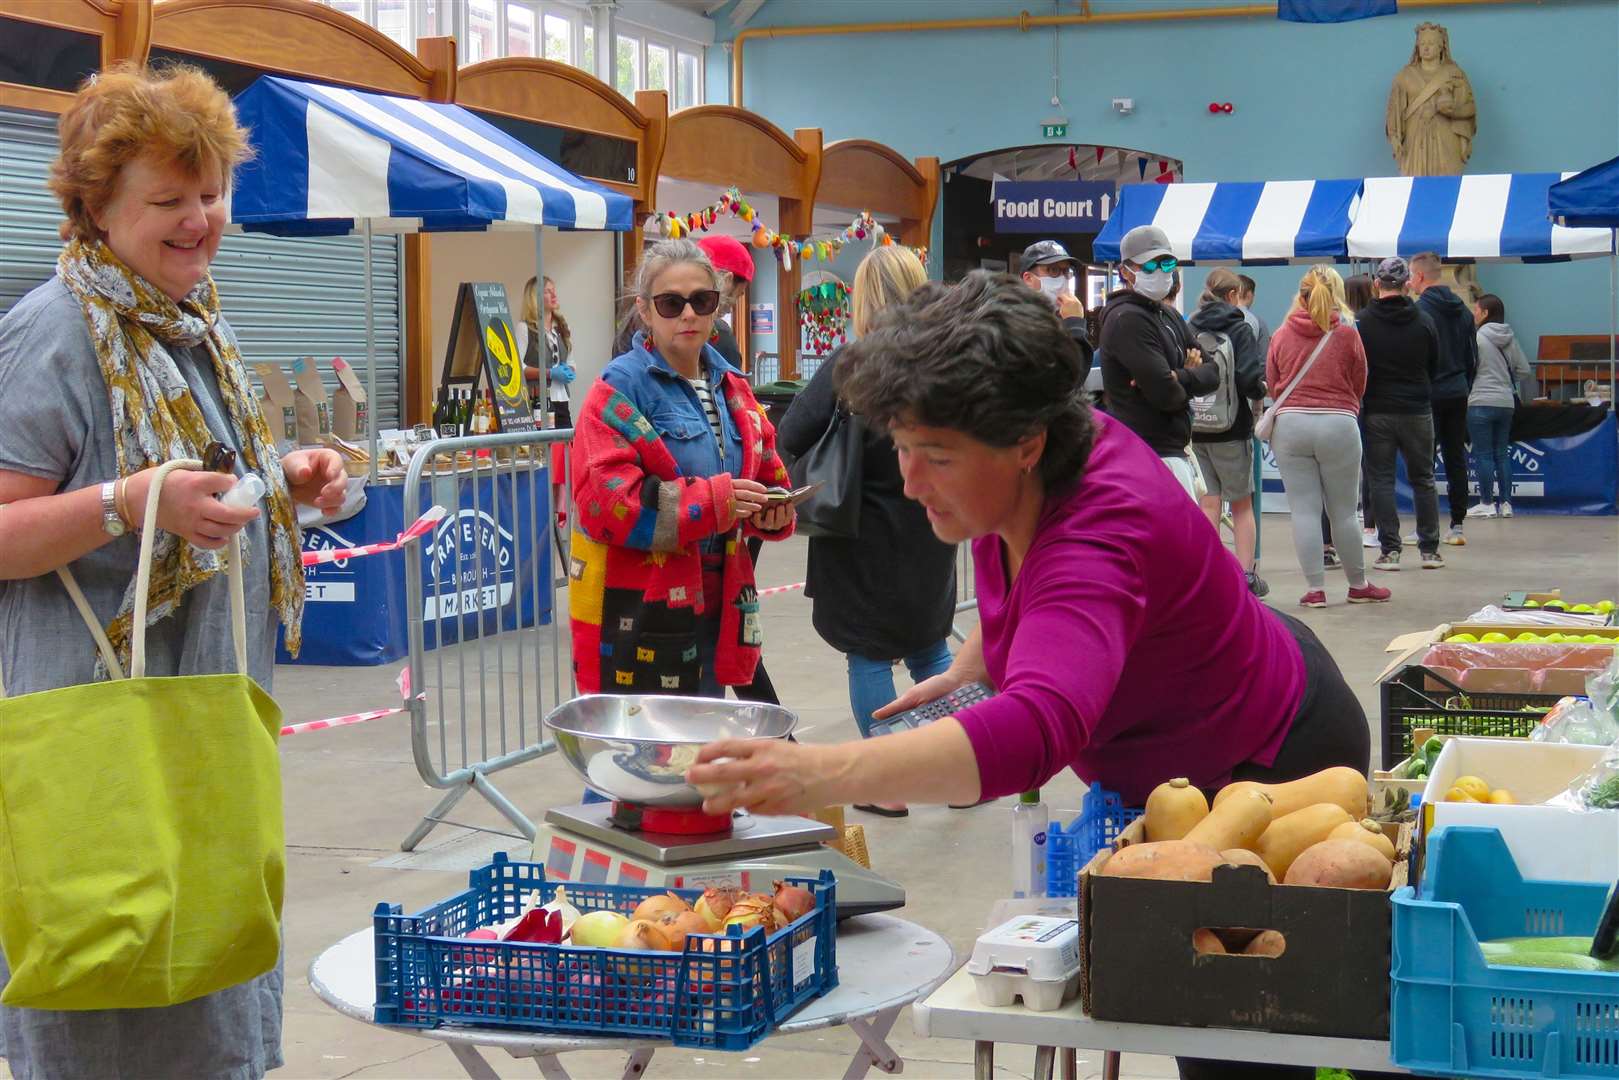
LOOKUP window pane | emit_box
[615,34,640,96]
[677,51,699,108]
[646,43,669,92]
[375,0,409,47]
[581,25,595,74]
[506,3,534,56]
[420,0,439,37]
[467,0,497,63]
[543,14,571,63]
[326,0,364,20]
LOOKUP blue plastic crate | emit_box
[1392,826,1619,1078]
[373,854,838,1050]
[1046,782,1143,898]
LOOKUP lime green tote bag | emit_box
[0,460,286,1010]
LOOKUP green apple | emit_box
[1583,634,1610,644]
[1572,603,1597,613]
[1480,632,1512,643]
[1522,599,1541,608]
[1544,633,1567,643]
[1513,632,1541,643]
[1597,600,1616,613]
[1545,600,1569,610]
[1446,633,1479,643]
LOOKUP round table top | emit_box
[310,912,956,1054]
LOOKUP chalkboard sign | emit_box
[440,282,537,433]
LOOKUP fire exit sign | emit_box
[1042,122,1068,139]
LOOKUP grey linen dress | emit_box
[0,276,285,1080]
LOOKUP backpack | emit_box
[1189,329,1238,434]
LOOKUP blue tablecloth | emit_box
[277,471,552,666]
[1260,413,1617,516]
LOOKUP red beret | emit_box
[697,234,755,283]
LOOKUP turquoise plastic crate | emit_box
[1046,783,1142,898]
[1392,826,1619,1078]
[373,854,838,1050]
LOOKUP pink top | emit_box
[953,413,1307,806]
[1266,308,1368,417]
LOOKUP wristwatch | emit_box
[100,480,126,537]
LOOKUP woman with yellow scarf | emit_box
[0,63,346,1077]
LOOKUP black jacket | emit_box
[1187,300,1265,443]
[1356,295,1439,415]
[1417,285,1478,401]
[1098,288,1221,456]
[775,352,957,660]
[1063,314,1096,390]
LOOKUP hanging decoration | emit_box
[798,277,851,356]
[796,212,928,267]
[648,186,795,270]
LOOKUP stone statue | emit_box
[1386,22,1476,176]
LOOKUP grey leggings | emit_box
[1271,411,1368,590]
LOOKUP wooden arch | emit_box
[661,105,823,377]
[818,139,940,250]
[0,0,150,113]
[146,0,445,99]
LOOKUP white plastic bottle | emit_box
[219,473,266,509]
[1010,789,1049,898]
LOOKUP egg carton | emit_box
[965,915,1081,1012]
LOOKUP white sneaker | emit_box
[1403,532,1418,545]
[1500,501,1514,518]
[1361,528,1379,549]
[1466,503,1497,519]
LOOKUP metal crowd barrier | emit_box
[952,542,978,643]
[399,428,573,851]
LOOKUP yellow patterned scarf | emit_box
[57,238,306,667]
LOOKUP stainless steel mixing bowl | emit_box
[543,694,798,807]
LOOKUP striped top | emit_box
[682,375,725,451]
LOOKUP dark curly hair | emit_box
[835,271,1095,492]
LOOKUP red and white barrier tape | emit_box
[280,666,416,737]
[302,505,447,567]
[758,581,806,599]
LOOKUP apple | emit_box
[1572,603,1597,613]
[1545,600,1569,610]
[1522,599,1541,608]
[1446,633,1479,643]
[1597,600,1615,613]
[1480,632,1511,643]
[1544,633,1566,643]
[1513,632,1540,643]
[1582,634,1609,644]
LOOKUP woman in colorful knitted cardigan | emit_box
[569,239,795,696]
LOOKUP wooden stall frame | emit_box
[661,105,823,380]
[0,0,150,114]
[817,139,939,250]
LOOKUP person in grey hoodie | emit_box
[1410,252,1478,544]
[1466,293,1533,519]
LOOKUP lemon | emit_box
[1452,775,1492,802]
[1489,790,1517,805]
[1445,786,1478,803]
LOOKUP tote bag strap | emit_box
[0,460,249,697]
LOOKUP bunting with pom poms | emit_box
[795,211,927,267]
[647,186,796,270]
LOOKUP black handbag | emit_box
[788,405,863,539]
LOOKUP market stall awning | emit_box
[1348,173,1613,262]
[1549,157,1619,229]
[230,76,635,235]
[1092,179,1362,265]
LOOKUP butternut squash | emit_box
[1253,803,1354,880]
[1212,766,1369,820]
[1328,818,1398,861]
[1144,778,1209,842]
[1184,788,1272,851]
[1098,840,1224,882]
[1192,928,1226,956]
[1243,930,1287,957]
[1283,839,1393,890]
[1219,848,1277,884]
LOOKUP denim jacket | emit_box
[601,331,745,483]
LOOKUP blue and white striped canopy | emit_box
[1092,180,1362,265]
[1348,174,1613,262]
[230,76,634,236]
[1549,157,1619,229]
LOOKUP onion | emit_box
[693,886,742,932]
[722,894,781,934]
[615,918,673,952]
[543,886,582,939]
[771,880,815,924]
[659,910,711,951]
[632,891,691,923]
[570,910,629,947]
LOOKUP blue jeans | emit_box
[1467,405,1515,506]
[847,640,954,738]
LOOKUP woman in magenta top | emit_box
[690,271,1369,811]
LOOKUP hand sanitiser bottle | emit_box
[219,473,266,510]
[1011,790,1049,898]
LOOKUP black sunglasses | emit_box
[651,290,721,319]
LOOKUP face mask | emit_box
[1132,268,1175,302]
[1034,274,1069,303]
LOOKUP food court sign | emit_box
[993,181,1116,234]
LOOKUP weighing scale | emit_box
[532,801,906,918]
[539,694,907,919]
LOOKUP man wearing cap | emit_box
[1410,251,1478,546]
[697,234,756,368]
[1355,256,1445,571]
[1020,239,1094,385]
[1097,225,1220,496]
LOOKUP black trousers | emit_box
[729,536,780,706]
[1178,612,1394,1080]
[1431,396,1471,527]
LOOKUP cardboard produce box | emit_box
[1421,737,1619,884]
[330,357,368,441]
[1079,817,1411,1040]
[255,363,298,447]
[290,356,332,446]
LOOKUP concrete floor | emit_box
[13,513,1616,1080]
